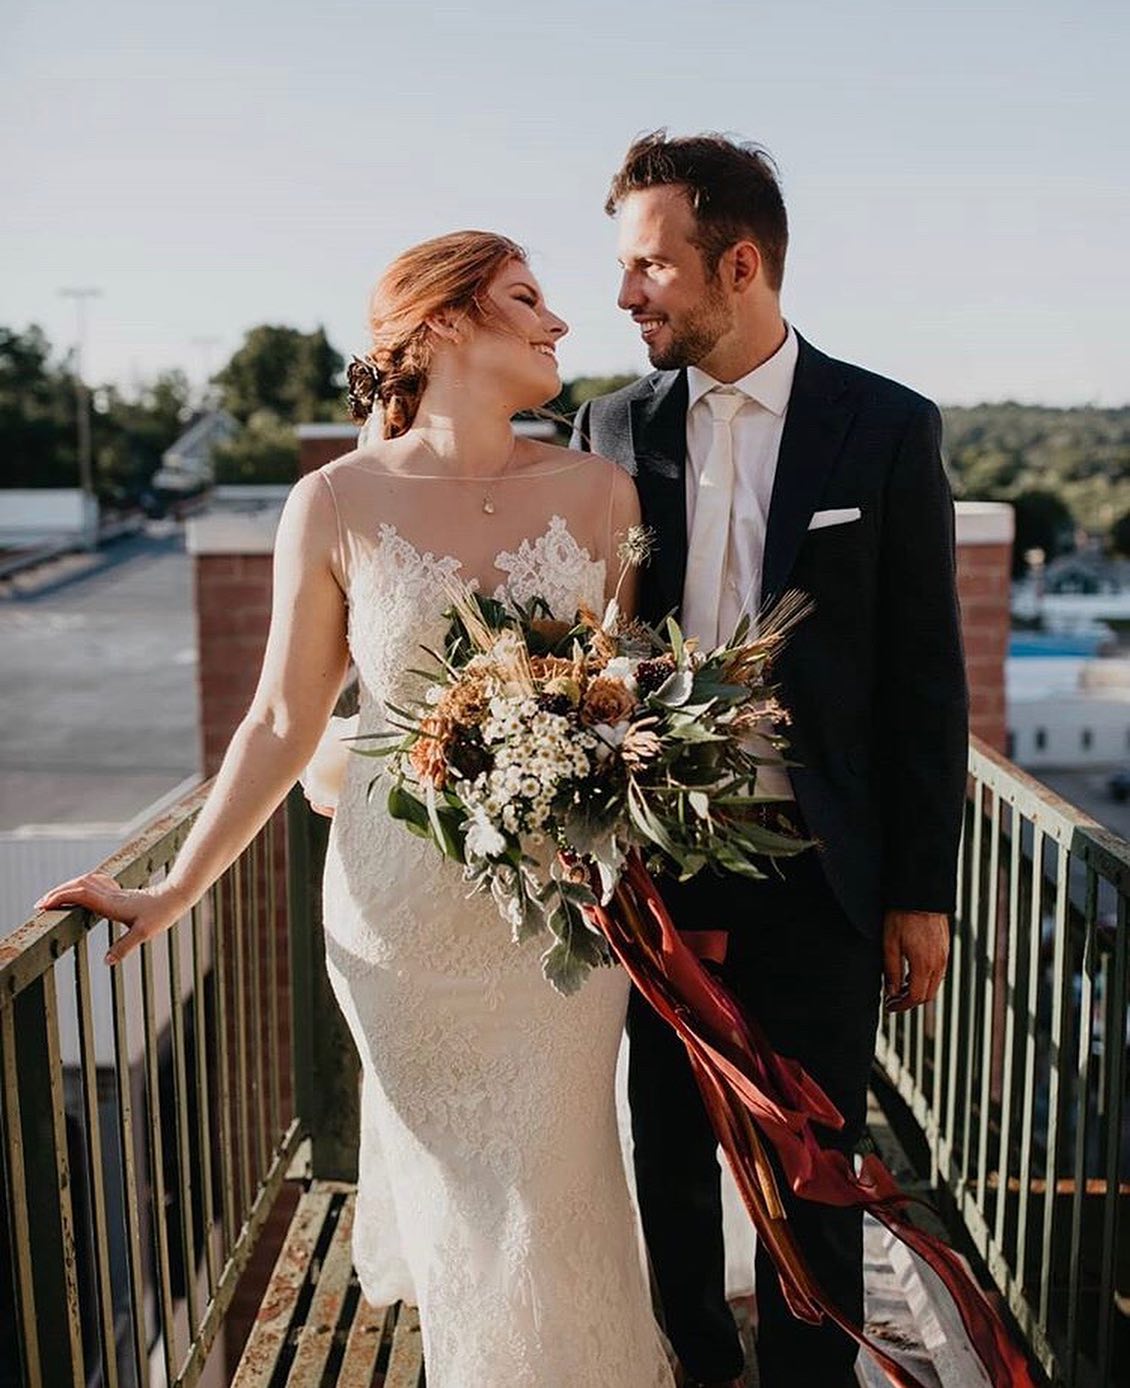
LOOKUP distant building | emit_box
[1043,551,1130,595]
[152,409,240,491]
[0,488,98,549]
[1007,656,1130,767]
[1013,551,1130,627]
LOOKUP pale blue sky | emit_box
[3,0,1127,405]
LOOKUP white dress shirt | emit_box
[683,323,799,799]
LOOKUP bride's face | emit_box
[458,261,568,410]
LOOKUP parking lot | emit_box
[0,527,199,830]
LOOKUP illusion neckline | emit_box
[348,456,592,484]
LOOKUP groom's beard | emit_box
[644,283,730,370]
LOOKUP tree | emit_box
[1110,509,1130,559]
[0,325,77,487]
[214,325,345,425]
[94,371,193,503]
[942,402,1130,536]
[211,410,298,484]
[1010,488,1075,577]
[562,375,639,409]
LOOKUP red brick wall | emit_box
[956,539,1010,753]
[194,553,273,776]
[298,430,357,476]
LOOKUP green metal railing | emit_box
[0,784,358,1387]
[876,735,1129,1386]
[5,733,1127,1385]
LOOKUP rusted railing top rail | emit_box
[0,781,212,1002]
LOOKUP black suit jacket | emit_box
[572,333,969,938]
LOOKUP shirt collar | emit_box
[686,322,798,417]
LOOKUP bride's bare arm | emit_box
[34,471,350,963]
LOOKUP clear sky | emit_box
[3,0,1127,406]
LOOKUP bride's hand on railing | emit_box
[33,871,189,967]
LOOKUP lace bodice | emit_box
[346,515,605,724]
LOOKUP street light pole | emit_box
[190,335,222,403]
[59,286,101,546]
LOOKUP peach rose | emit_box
[580,676,638,728]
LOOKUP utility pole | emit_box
[59,286,102,546]
[190,335,222,408]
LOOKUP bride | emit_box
[34,231,675,1387]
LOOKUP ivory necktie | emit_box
[681,388,744,648]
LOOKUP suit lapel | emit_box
[630,371,689,624]
[761,335,856,606]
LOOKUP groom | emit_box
[573,133,969,1388]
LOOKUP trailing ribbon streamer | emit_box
[584,850,1036,1388]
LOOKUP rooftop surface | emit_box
[0,524,199,830]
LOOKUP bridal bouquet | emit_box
[354,528,812,994]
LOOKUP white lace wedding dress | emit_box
[314,453,674,1387]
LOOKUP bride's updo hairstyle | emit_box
[359,230,526,439]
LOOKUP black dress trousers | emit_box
[627,848,883,1387]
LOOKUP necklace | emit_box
[414,430,518,515]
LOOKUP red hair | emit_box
[365,230,526,438]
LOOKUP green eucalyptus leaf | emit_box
[665,616,685,665]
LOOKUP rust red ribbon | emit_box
[585,851,1036,1388]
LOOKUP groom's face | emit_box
[616,187,730,370]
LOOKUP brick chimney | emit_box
[187,510,278,776]
[296,423,359,477]
[954,502,1014,753]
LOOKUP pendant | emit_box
[482,496,495,515]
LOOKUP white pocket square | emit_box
[808,507,862,530]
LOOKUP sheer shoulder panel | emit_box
[317,448,629,615]
[317,467,348,595]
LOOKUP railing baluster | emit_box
[1015,827,1045,1294]
[167,914,200,1336]
[942,798,970,1187]
[287,786,317,1138]
[250,830,269,1182]
[1065,863,1098,1378]
[190,897,219,1296]
[0,999,41,1386]
[108,923,151,1388]
[1096,889,1128,1384]
[1038,842,1070,1330]
[930,848,952,1188]
[912,979,925,1125]
[267,811,283,1144]
[139,936,177,1385]
[976,785,1002,1226]
[12,967,87,1385]
[211,875,238,1257]
[232,854,254,1211]
[961,782,985,1198]
[995,797,1023,1255]
[74,932,121,1388]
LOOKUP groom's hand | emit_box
[882,909,950,1013]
